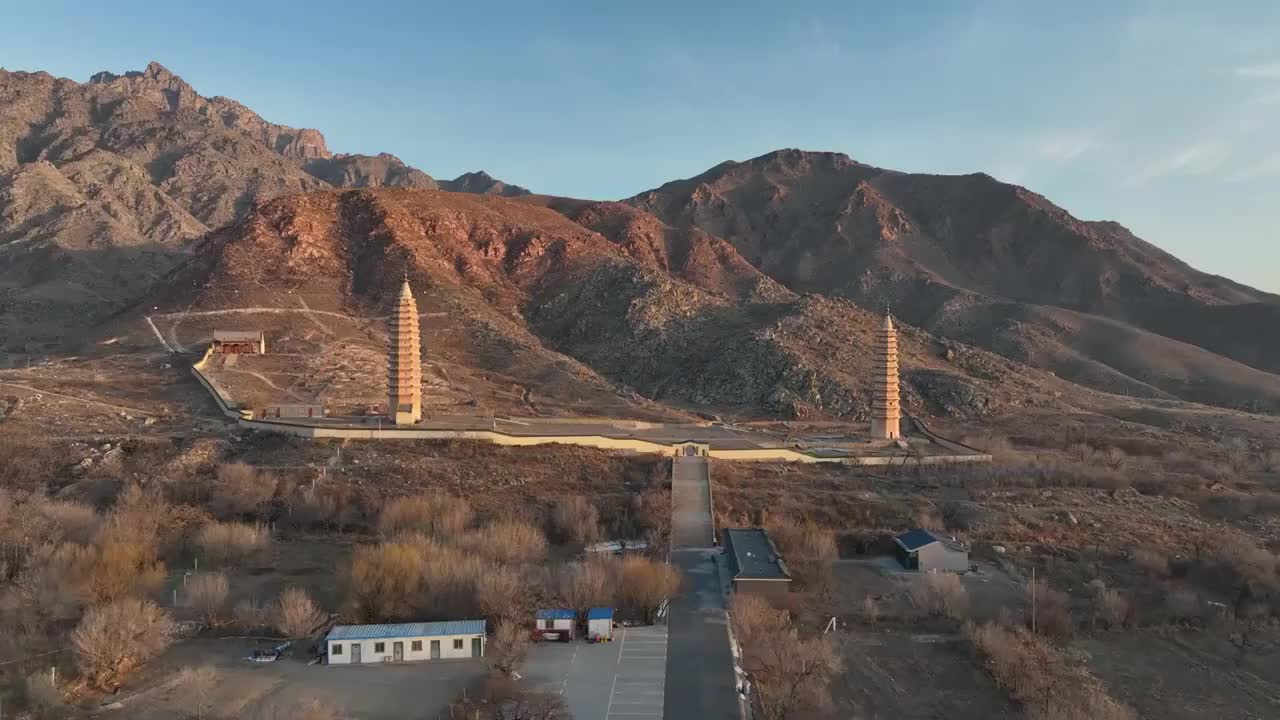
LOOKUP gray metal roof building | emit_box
[893,528,970,573]
[326,620,486,642]
[722,528,791,597]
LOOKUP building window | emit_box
[332,644,343,655]
[453,638,464,650]
[412,640,422,652]
[374,642,385,653]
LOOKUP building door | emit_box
[351,643,362,664]
[393,641,404,662]
[430,640,441,659]
[471,637,482,658]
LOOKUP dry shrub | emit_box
[196,521,270,567]
[459,519,548,566]
[234,599,270,631]
[211,463,276,520]
[1026,578,1073,641]
[175,665,219,719]
[273,587,325,638]
[71,598,175,689]
[1095,588,1130,629]
[729,594,840,720]
[457,677,569,720]
[618,556,680,623]
[861,595,880,624]
[33,498,99,545]
[348,542,425,622]
[767,519,837,591]
[378,494,473,539]
[909,572,970,619]
[1132,547,1169,578]
[487,620,529,678]
[968,622,1135,720]
[287,698,346,720]
[551,496,601,546]
[421,542,486,620]
[478,566,528,625]
[186,572,229,626]
[558,557,617,609]
[77,540,166,605]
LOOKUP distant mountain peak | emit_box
[442,170,531,197]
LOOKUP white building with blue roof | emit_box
[325,620,486,665]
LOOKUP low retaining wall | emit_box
[192,367,991,465]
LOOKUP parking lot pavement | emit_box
[523,625,668,720]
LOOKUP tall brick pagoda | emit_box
[387,279,422,425]
[870,311,901,440]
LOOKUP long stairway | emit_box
[663,455,741,720]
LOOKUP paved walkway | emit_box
[523,625,668,720]
[664,456,741,720]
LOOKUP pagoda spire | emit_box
[387,279,422,425]
[870,310,901,440]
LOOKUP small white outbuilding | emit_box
[325,620,486,665]
[587,607,614,641]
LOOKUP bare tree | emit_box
[71,598,176,689]
[478,566,528,625]
[348,543,425,622]
[273,587,326,638]
[487,620,530,678]
[378,494,473,539]
[76,540,166,605]
[211,463,277,520]
[618,556,680,623]
[729,595,841,720]
[186,572,230,626]
[766,519,837,592]
[196,521,270,567]
[551,496,601,546]
[558,557,617,610]
[460,519,548,566]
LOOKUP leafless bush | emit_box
[175,666,219,719]
[71,598,175,689]
[558,557,617,609]
[767,519,837,592]
[618,556,680,622]
[459,519,548,566]
[421,542,486,620]
[487,620,529,677]
[186,572,230,626]
[273,587,325,638]
[378,494,473,539]
[285,698,347,720]
[1132,547,1169,578]
[348,542,425,622]
[909,572,970,619]
[77,540,166,605]
[211,463,277,520]
[1092,585,1130,629]
[1026,579,1073,640]
[196,521,270,567]
[861,595,880,624]
[33,498,99,545]
[551,496,601,546]
[234,599,270,631]
[730,594,841,720]
[478,566,528,625]
[455,677,569,720]
[968,622,1135,720]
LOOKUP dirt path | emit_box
[0,381,153,416]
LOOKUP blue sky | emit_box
[3,1,1278,291]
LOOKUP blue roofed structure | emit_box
[894,528,940,552]
[325,620,486,642]
[893,528,969,573]
[587,607,614,620]
[536,609,576,621]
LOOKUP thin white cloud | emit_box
[1126,140,1233,186]
[1227,152,1280,182]
[1236,62,1280,78]
[1032,133,1100,163]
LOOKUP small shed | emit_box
[212,330,266,355]
[586,607,614,641]
[893,528,969,573]
[534,609,576,641]
[722,528,792,598]
[325,620,485,665]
